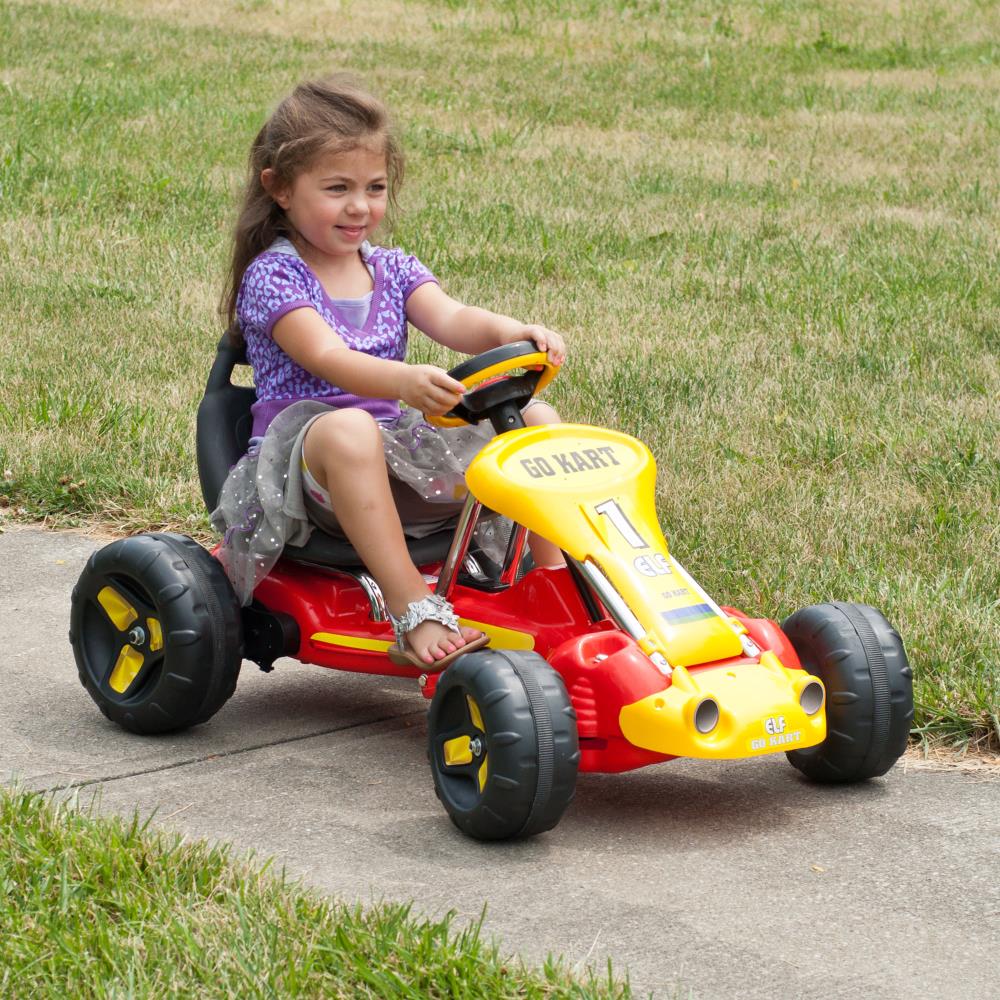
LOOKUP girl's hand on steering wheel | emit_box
[499,325,567,366]
[401,364,467,416]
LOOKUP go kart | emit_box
[70,340,914,840]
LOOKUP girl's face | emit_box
[266,145,389,263]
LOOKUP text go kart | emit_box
[70,340,914,840]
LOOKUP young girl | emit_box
[213,75,567,670]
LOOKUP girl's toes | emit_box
[434,636,456,656]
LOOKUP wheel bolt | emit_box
[128,626,146,647]
[469,737,483,757]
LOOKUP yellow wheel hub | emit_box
[441,695,489,792]
[443,735,474,766]
[98,586,137,630]
[97,584,161,696]
[108,645,144,694]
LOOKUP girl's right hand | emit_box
[401,364,467,416]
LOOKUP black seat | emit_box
[195,333,455,569]
[196,334,256,517]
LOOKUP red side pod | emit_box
[722,607,803,670]
[549,631,674,773]
[252,558,422,677]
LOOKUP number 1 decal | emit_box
[594,499,647,549]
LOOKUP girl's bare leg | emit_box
[302,409,481,665]
[521,401,566,568]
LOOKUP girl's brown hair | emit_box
[221,75,404,342]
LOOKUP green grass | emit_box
[0,0,997,748]
[0,787,631,998]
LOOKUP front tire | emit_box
[427,649,579,840]
[69,532,243,734]
[783,602,913,782]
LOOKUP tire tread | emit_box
[69,533,243,734]
[783,602,913,783]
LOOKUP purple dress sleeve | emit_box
[238,256,314,337]
[390,249,438,301]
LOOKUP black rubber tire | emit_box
[427,649,579,840]
[69,532,243,734]
[782,602,913,783]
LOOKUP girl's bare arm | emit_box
[405,283,566,364]
[272,306,465,415]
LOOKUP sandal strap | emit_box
[389,593,460,646]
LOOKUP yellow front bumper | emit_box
[618,652,827,760]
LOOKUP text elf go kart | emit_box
[70,341,914,840]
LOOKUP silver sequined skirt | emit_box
[211,401,507,605]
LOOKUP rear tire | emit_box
[427,649,579,840]
[783,602,913,782]
[69,532,243,734]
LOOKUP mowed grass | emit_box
[1,0,997,748]
[0,788,630,997]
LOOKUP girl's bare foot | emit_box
[405,619,484,665]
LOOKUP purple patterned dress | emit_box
[210,239,497,604]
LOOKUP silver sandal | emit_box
[387,593,489,671]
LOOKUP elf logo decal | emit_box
[634,553,671,577]
[764,715,786,735]
[520,446,622,479]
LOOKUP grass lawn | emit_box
[0,787,631,997]
[0,0,997,753]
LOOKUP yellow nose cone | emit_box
[618,654,826,759]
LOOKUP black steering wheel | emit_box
[426,341,560,434]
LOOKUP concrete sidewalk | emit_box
[2,524,997,999]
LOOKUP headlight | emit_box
[694,698,720,734]
[799,681,824,716]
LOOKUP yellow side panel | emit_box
[311,632,393,652]
[460,619,534,651]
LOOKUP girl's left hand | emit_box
[501,325,567,366]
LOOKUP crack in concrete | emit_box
[43,709,426,792]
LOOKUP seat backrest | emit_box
[196,333,256,515]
